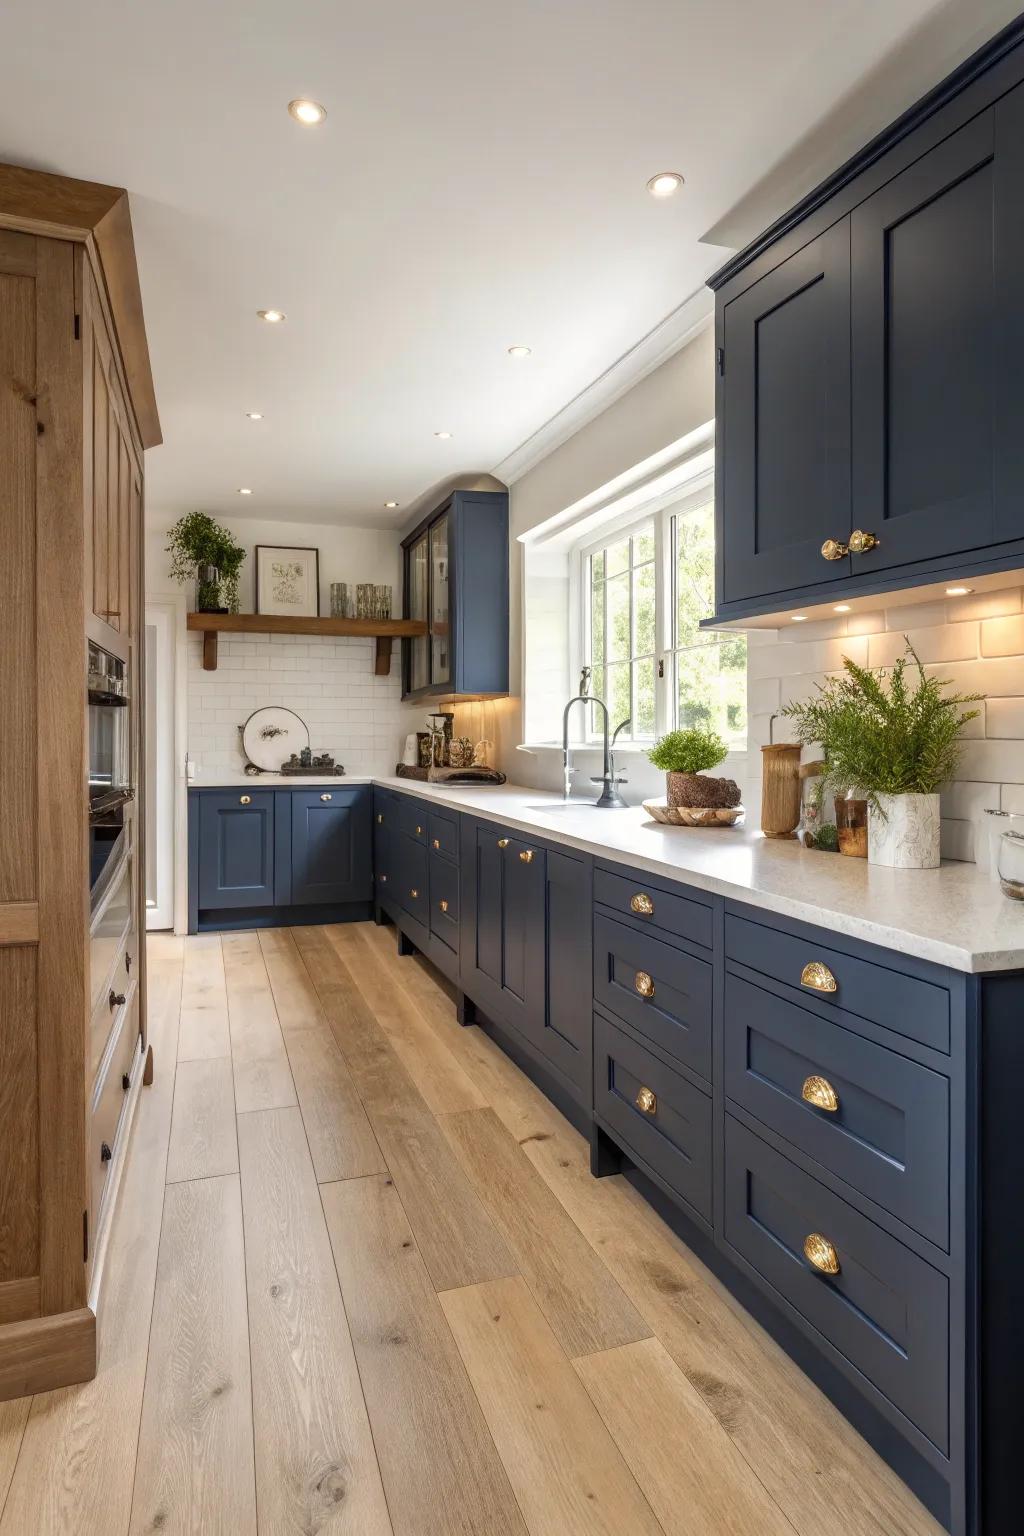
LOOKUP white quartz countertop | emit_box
[371,776,1024,974]
[190,772,374,788]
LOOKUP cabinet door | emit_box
[722,219,851,603]
[464,822,546,1038]
[429,511,451,687]
[86,282,140,646]
[406,531,430,693]
[197,792,274,909]
[851,111,999,572]
[538,849,592,1102]
[290,787,371,906]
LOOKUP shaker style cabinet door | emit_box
[197,792,275,909]
[850,110,1000,574]
[463,822,546,1042]
[720,218,852,604]
[537,849,592,1102]
[290,787,371,906]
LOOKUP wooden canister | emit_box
[761,743,802,838]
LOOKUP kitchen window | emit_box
[577,486,746,748]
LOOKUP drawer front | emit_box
[398,836,428,925]
[91,987,142,1224]
[724,1116,949,1453]
[725,973,950,1247]
[429,851,460,953]
[595,865,712,949]
[397,798,429,844]
[374,789,398,830]
[725,911,950,1052]
[594,912,712,1081]
[595,1012,711,1221]
[90,936,137,1087]
[428,808,460,863]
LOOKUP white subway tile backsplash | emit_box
[981,615,1024,657]
[747,677,781,715]
[940,819,975,862]
[884,599,950,631]
[945,588,1021,623]
[867,623,978,670]
[958,739,1024,784]
[984,697,1024,739]
[940,780,1000,821]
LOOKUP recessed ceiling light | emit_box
[434,430,452,439]
[791,614,807,622]
[384,500,399,509]
[246,412,264,420]
[257,309,285,323]
[507,345,532,359]
[647,171,685,198]
[834,604,851,613]
[946,586,973,596]
[237,487,253,495]
[288,99,327,126]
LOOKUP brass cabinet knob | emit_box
[240,794,252,805]
[848,529,879,554]
[635,1085,657,1115]
[630,892,654,916]
[433,838,441,850]
[439,898,449,913]
[519,849,535,864]
[800,960,837,994]
[416,824,423,836]
[380,874,387,883]
[820,538,849,561]
[410,888,419,899]
[634,970,655,999]
[803,1232,841,1276]
[801,1074,839,1113]
[320,793,332,802]
[377,813,384,824]
[498,837,509,849]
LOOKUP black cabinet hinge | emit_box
[716,346,725,376]
[83,1209,89,1262]
[73,313,81,341]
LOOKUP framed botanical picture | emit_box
[255,545,320,617]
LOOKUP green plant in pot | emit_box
[647,727,741,812]
[782,641,982,869]
[166,512,245,613]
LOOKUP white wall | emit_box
[146,513,420,777]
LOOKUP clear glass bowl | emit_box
[998,830,1024,900]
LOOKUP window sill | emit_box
[517,741,749,758]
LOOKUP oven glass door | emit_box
[90,833,132,1028]
[88,695,130,797]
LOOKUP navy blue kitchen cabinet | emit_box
[461,819,547,1044]
[188,785,372,932]
[709,24,1024,621]
[401,489,509,701]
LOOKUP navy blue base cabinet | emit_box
[188,785,372,933]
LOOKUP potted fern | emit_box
[166,512,245,613]
[782,642,982,868]
[647,727,741,811]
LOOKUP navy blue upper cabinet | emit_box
[197,791,275,909]
[290,786,372,906]
[710,35,1024,619]
[401,490,509,701]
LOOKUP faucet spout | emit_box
[561,693,628,808]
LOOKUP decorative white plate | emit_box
[643,798,745,827]
[241,706,310,771]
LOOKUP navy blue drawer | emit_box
[595,864,712,949]
[397,797,429,844]
[429,850,460,953]
[428,808,460,863]
[725,911,950,1053]
[593,912,712,1082]
[397,836,428,925]
[724,973,949,1249]
[594,1011,711,1222]
[724,1116,949,1454]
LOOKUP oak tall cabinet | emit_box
[0,164,159,1400]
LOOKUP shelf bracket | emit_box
[202,630,218,671]
[374,635,392,676]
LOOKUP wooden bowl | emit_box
[643,798,745,828]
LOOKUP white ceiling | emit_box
[0,0,1010,527]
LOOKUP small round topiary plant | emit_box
[647,728,741,810]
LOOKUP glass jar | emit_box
[835,796,869,858]
[998,830,1024,900]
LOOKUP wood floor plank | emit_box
[0,936,184,1536]
[221,932,297,1113]
[0,1398,29,1518]
[257,929,385,1183]
[321,1174,527,1536]
[575,1337,795,1536]
[294,926,515,1292]
[332,926,487,1115]
[440,1276,662,1536]
[236,1106,392,1536]
[166,1057,238,1184]
[177,933,231,1061]
[441,1107,650,1358]
[129,1175,256,1536]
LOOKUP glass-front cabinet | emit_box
[401,489,509,701]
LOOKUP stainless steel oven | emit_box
[89,642,133,909]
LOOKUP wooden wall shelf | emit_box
[186,612,427,676]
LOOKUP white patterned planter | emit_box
[867,792,941,869]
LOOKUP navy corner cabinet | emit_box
[709,19,1024,622]
[187,784,372,932]
[401,488,509,701]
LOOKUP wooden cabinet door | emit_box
[197,792,275,909]
[85,277,141,648]
[290,787,371,906]
[721,219,852,603]
[851,111,1000,574]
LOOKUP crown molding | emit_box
[492,284,715,487]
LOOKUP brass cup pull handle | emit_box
[635,1085,657,1115]
[800,960,837,994]
[497,837,509,849]
[416,825,423,836]
[803,1233,841,1276]
[377,813,384,824]
[433,838,441,849]
[801,1074,839,1113]
[630,893,654,916]
[519,849,534,864]
[240,794,252,805]
[634,970,655,999]
[410,888,419,899]
[320,793,332,802]
[820,538,849,561]
[848,529,879,555]
[439,899,449,913]
[380,874,387,883]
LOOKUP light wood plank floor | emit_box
[0,923,945,1536]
